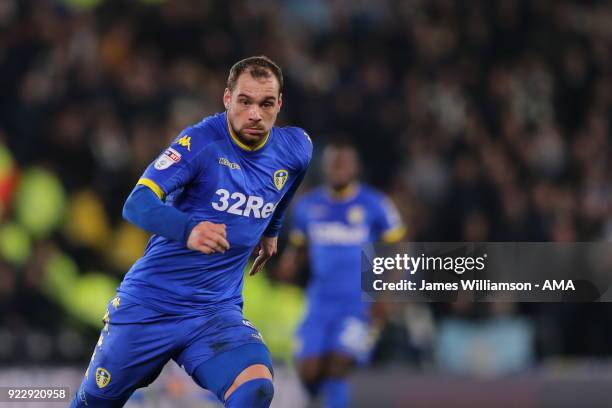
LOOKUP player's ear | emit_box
[223,88,231,110]
[277,93,283,110]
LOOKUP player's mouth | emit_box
[243,128,266,137]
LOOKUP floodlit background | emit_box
[1,0,612,407]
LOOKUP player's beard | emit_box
[237,124,268,147]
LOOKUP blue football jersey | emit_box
[290,185,404,301]
[118,112,312,315]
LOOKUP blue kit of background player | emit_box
[291,184,403,363]
[277,142,404,408]
[70,56,312,408]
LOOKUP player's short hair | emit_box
[325,139,358,153]
[227,56,283,94]
[323,139,361,163]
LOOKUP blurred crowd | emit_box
[1,0,612,371]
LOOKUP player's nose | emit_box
[248,105,263,121]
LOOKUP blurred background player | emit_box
[70,56,312,407]
[276,142,405,408]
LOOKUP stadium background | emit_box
[1,0,612,406]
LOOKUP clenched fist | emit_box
[187,221,230,254]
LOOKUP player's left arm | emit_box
[275,198,308,282]
[371,194,406,327]
[375,195,406,244]
[249,129,313,276]
[248,167,308,276]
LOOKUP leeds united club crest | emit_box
[273,169,288,190]
[95,367,111,388]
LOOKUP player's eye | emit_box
[262,102,273,108]
[240,99,250,106]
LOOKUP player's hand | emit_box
[186,221,230,255]
[248,236,277,276]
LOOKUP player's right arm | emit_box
[123,186,228,254]
[122,127,229,254]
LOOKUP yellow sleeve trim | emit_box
[382,225,406,243]
[289,230,306,247]
[137,178,165,200]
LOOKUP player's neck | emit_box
[327,182,359,201]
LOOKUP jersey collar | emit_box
[225,112,271,152]
[325,182,361,202]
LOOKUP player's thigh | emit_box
[330,312,376,365]
[296,356,325,384]
[177,310,273,401]
[294,305,331,366]
[76,302,177,401]
[188,342,273,403]
[323,352,356,378]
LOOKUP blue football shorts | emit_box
[76,295,271,400]
[294,299,376,365]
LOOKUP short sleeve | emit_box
[371,195,405,243]
[137,128,205,199]
[263,126,313,238]
[289,199,308,247]
[291,128,313,246]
